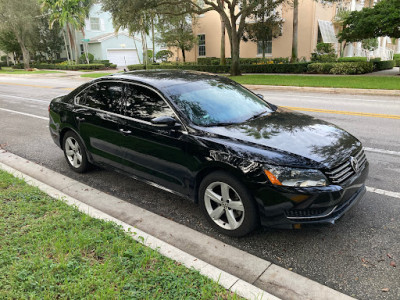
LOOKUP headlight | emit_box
[264,165,327,187]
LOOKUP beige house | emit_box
[171,0,399,62]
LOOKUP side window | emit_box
[123,84,175,122]
[76,82,124,114]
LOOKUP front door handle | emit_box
[119,128,132,135]
[76,117,85,122]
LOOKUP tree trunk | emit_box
[291,0,299,62]
[62,30,71,62]
[220,16,226,65]
[73,29,80,63]
[230,30,241,76]
[152,18,156,63]
[141,31,148,69]
[181,48,186,62]
[15,33,30,69]
[66,24,76,62]
[133,37,142,64]
[262,40,266,59]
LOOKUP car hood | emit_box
[197,107,361,169]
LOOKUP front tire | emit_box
[63,131,88,173]
[199,171,259,237]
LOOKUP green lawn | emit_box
[230,74,400,90]
[81,72,113,78]
[0,170,238,299]
[0,67,63,75]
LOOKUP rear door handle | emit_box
[76,117,85,122]
[119,128,132,135]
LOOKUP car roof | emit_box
[101,69,231,90]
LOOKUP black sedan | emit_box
[49,70,368,237]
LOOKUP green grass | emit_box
[0,170,238,299]
[230,74,400,90]
[0,67,63,75]
[81,72,113,78]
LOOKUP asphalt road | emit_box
[1,75,399,300]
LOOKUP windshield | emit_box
[164,79,272,126]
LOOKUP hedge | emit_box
[197,57,290,65]
[307,63,336,74]
[127,62,310,74]
[12,63,116,70]
[394,54,400,67]
[337,57,368,62]
[308,62,373,74]
[330,62,374,74]
[373,60,395,71]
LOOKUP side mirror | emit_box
[151,115,177,127]
[256,94,264,100]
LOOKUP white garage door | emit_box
[107,49,139,66]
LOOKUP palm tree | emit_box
[41,0,92,63]
[291,0,298,62]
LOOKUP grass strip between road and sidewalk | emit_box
[230,74,400,90]
[0,67,63,75]
[0,169,239,299]
[81,72,113,78]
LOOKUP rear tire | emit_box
[62,131,89,173]
[199,171,259,237]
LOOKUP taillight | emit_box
[48,105,50,113]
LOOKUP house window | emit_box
[198,34,206,57]
[90,17,100,31]
[257,30,272,56]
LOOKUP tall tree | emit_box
[242,2,283,59]
[101,0,152,68]
[31,16,64,62]
[41,0,92,63]
[291,0,298,61]
[156,13,197,62]
[101,0,285,76]
[339,0,400,42]
[0,0,40,68]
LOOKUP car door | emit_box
[118,83,196,196]
[74,81,125,168]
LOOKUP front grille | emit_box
[325,149,367,185]
[286,207,335,219]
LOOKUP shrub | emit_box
[12,63,24,69]
[79,53,94,64]
[330,62,373,75]
[373,60,395,71]
[155,50,173,62]
[307,63,336,74]
[311,43,336,62]
[393,54,400,67]
[337,57,368,62]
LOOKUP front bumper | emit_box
[254,161,369,229]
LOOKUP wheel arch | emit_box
[59,127,93,164]
[193,163,248,204]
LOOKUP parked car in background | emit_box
[49,70,369,236]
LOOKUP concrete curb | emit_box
[0,151,356,300]
[244,85,400,97]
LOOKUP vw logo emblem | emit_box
[350,156,359,172]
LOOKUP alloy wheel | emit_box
[65,137,82,169]
[204,181,245,230]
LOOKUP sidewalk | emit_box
[0,151,356,300]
